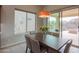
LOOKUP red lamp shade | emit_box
[38,10,50,18]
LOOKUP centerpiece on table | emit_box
[40,25,49,33]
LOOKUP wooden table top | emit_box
[29,33,69,50]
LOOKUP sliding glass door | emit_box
[48,12,60,32]
[61,8,79,46]
[47,7,79,46]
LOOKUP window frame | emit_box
[15,9,37,34]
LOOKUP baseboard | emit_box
[71,44,79,48]
[0,41,25,49]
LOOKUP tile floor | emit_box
[0,43,26,53]
[0,42,79,53]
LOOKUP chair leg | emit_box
[30,50,33,53]
[26,46,28,53]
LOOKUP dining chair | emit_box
[63,40,72,53]
[29,38,47,53]
[30,31,36,35]
[47,40,72,53]
[25,34,32,53]
[35,32,48,48]
[35,32,43,41]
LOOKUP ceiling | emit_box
[42,5,71,11]
[38,5,79,17]
[37,5,71,11]
[62,8,78,17]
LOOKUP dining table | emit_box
[29,33,69,51]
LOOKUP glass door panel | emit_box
[48,12,60,32]
[62,8,79,46]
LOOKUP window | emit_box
[15,10,36,34]
[27,13,36,32]
[47,7,79,47]
[48,12,60,32]
[15,10,26,34]
[62,8,79,46]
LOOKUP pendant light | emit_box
[38,10,50,18]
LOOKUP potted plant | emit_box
[40,25,49,33]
